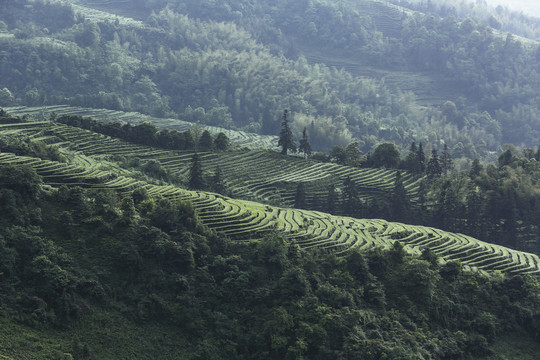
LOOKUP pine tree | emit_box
[188,153,204,190]
[327,184,337,214]
[214,132,229,151]
[469,158,483,178]
[294,183,306,209]
[441,144,453,175]
[390,171,409,222]
[427,149,442,178]
[416,180,427,223]
[199,130,214,151]
[417,143,425,173]
[466,184,483,239]
[278,109,296,155]
[405,142,418,173]
[345,141,363,167]
[343,176,360,217]
[212,166,226,194]
[298,127,312,159]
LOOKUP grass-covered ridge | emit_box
[1,113,540,359]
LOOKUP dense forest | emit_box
[0,0,539,161]
[2,0,540,359]
[1,160,539,359]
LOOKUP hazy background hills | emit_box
[0,0,539,170]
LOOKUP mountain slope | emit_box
[2,0,539,160]
[1,118,538,276]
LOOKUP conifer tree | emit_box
[469,158,483,178]
[345,141,363,167]
[199,130,214,151]
[390,171,409,222]
[212,166,226,194]
[278,110,296,155]
[427,149,442,178]
[405,141,418,172]
[298,127,312,159]
[294,183,306,209]
[441,144,453,175]
[417,143,426,173]
[214,132,229,151]
[327,184,337,214]
[466,183,483,239]
[188,153,204,190]
[343,176,360,217]
[416,180,427,223]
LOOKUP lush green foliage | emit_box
[0,169,539,359]
[0,0,539,160]
[1,113,539,278]
[2,1,540,355]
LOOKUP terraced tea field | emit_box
[0,150,538,276]
[0,120,422,209]
[4,106,279,150]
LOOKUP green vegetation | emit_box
[1,158,540,359]
[0,0,539,162]
[2,1,540,358]
[1,112,539,277]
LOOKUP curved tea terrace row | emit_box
[0,121,422,208]
[0,152,538,276]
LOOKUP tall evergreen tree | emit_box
[441,144,453,175]
[390,171,409,222]
[343,176,360,217]
[327,184,338,214]
[298,127,312,159]
[466,184,483,239]
[188,153,204,190]
[294,183,306,209]
[214,132,229,151]
[416,180,427,224]
[469,158,483,178]
[405,142,418,173]
[278,110,296,155]
[345,141,363,167]
[427,149,442,178]
[417,143,426,173]
[212,166,226,194]
[199,130,214,151]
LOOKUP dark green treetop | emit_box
[278,110,296,155]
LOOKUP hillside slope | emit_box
[0,118,538,276]
[2,0,540,160]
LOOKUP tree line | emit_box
[56,114,229,152]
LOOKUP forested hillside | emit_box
[1,0,539,160]
[1,109,540,359]
[2,1,540,359]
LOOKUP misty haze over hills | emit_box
[486,0,540,18]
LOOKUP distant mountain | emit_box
[1,0,539,161]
